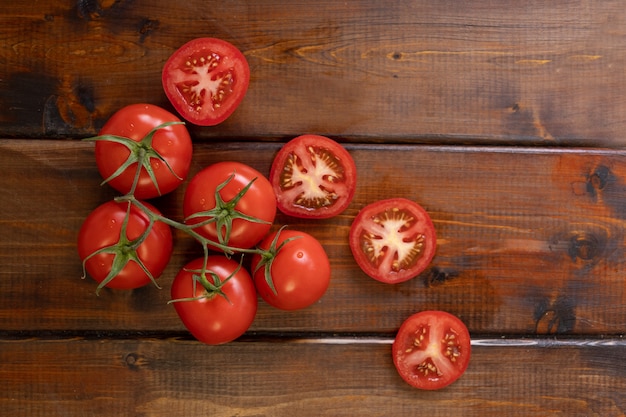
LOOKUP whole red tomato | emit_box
[251,229,330,311]
[270,134,357,219]
[92,103,193,199]
[349,198,437,284]
[183,161,276,250]
[170,256,258,345]
[77,200,173,293]
[392,311,471,390]
[162,37,250,126]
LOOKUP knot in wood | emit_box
[567,232,602,262]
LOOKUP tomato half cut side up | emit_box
[349,198,436,284]
[392,311,471,390]
[162,37,250,126]
[270,134,357,219]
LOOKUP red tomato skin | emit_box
[269,134,357,219]
[95,103,193,199]
[162,37,250,126]
[171,256,258,345]
[183,161,276,250]
[251,230,331,311]
[392,311,471,390]
[349,198,437,284]
[77,200,173,290]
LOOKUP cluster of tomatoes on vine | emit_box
[77,38,471,391]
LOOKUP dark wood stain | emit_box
[3,1,626,415]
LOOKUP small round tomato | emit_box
[270,134,357,219]
[183,161,276,250]
[162,37,250,126]
[251,229,330,311]
[92,103,193,199]
[392,311,471,390]
[170,256,257,345]
[77,200,173,292]
[349,198,436,284]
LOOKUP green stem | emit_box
[117,195,264,257]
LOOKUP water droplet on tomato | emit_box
[297,251,304,259]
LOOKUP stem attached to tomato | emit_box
[167,257,245,305]
[184,172,272,246]
[252,225,302,296]
[80,200,161,295]
[82,122,272,295]
[83,121,185,197]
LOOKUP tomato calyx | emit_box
[185,173,272,246]
[84,121,185,196]
[168,258,244,305]
[80,201,161,295]
[252,226,302,295]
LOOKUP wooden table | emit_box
[2,1,626,415]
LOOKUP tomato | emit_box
[91,103,193,199]
[392,311,471,390]
[251,229,330,311]
[269,134,357,219]
[170,256,257,345]
[162,37,250,126]
[77,200,173,293]
[349,198,436,284]
[183,161,276,250]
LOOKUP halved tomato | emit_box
[392,310,471,390]
[349,198,436,284]
[269,134,357,219]
[162,37,250,126]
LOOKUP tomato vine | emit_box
[80,120,283,299]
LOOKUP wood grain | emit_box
[2,139,626,336]
[3,1,626,414]
[0,1,625,145]
[1,338,625,417]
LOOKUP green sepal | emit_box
[80,201,161,295]
[167,257,245,305]
[83,121,184,196]
[253,226,302,296]
[185,173,272,246]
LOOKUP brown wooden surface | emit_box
[2,1,626,416]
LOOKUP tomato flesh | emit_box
[392,311,471,390]
[349,198,436,283]
[162,38,250,126]
[270,135,357,219]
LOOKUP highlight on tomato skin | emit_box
[269,134,357,219]
[348,198,437,284]
[392,310,471,390]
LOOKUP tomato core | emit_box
[349,198,436,284]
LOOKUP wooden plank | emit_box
[0,1,625,145]
[1,337,624,416]
[2,139,626,336]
